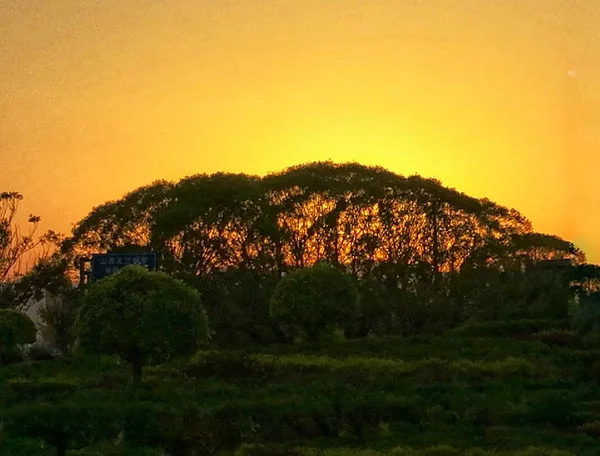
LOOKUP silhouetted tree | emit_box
[0,192,64,309]
[62,162,587,342]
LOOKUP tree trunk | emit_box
[432,200,440,280]
[132,359,143,386]
[55,436,67,456]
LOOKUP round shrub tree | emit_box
[77,265,209,385]
[269,262,360,342]
[570,291,600,348]
[571,292,600,333]
[0,309,37,364]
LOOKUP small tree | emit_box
[269,262,360,342]
[0,191,63,287]
[0,309,37,364]
[77,265,209,385]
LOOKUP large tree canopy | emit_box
[64,162,584,277]
[62,162,588,343]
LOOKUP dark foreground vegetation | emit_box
[4,319,600,455]
[2,162,600,454]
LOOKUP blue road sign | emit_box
[91,253,156,281]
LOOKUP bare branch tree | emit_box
[0,191,62,284]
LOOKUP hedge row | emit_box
[235,444,575,456]
[182,351,555,384]
[446,319,571,338]
[3,386,595,454]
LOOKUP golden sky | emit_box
[2,0,599,262]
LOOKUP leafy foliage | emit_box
[270,262,360,342]
[1,395,122,456]
[0,309,36,364]
[571,292,600,335]
[1,329,600,454]
[2,164,598,454]
[77,265,209,384]
[0,192,65,310]
[58,162,588,345]
[446,319,570,338]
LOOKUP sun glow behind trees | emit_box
[66,162,583,279]
[2,0,599,264]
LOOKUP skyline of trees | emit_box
[46,161,590,342]
[64,161,586,277]
[2,161,598,342]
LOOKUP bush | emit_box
[531,329,578,347]
[236,444,323,456]
[524,392,581,427]
[184,350,253,380]
[580,421,600,438]
[572,292,600,335]
[0,435,50,455]
[450,357,537,381]
[0,309,36,364]
[270,262,360,343]
[1,397,122,456]
[24,343,58,361]
[69,443,162,456]
[3,377,78,403]
[447,319,569,338]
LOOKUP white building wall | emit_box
[22,290,62,350]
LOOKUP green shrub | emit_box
[3,377,78,403]
[0,435,50,456]
[77,265,210,385]
[450,357,536,381]
[420,446,460,456]
[184,350,253,380]
[571,292,600,335]
[531,329,578,347]
[412,358,451,382]
[447,319,569,338]
[69,443,162,456]
[1,397,122,456]
[85,371,129,390]
[581,332,600,350]
[524,392,581,427]
[235,444,323,456]
[0,309,36,364]
[25,343,57,361]
[580,421,600,438]
[156,404,239,455]
[270,262,360,343]
[121,402,164,448]
[514,449,574,456]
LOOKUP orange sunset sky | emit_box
[1,1,599,263]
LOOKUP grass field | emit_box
[2,319,600,455]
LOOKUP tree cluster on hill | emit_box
[54,162,593,346]
[3,162,600,349]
